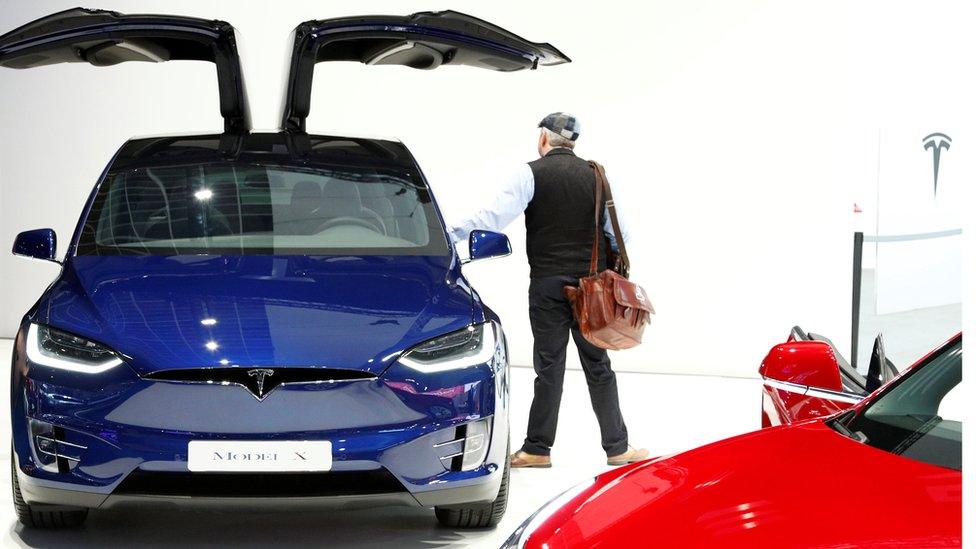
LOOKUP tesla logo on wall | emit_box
[923,132,951,195]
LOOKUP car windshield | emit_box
[76,161,449,256]
[847,338,962,471]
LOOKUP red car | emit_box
[760,326,902,427]
[502,331,962,548]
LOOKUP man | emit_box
[450,113,648,468]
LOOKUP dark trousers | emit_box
[520,275,629,457]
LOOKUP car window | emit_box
[77,162,449,256]
[848,340,962,471]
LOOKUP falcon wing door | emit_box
[0,7,249,131]
[280,10,570,131]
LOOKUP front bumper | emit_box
[15,464,502,511]
[10,328,510,510]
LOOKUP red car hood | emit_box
[529,421,960,547]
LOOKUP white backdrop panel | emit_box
[1,1,973,377]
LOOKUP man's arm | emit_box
[448,164,534,243]
[601,167,630,251]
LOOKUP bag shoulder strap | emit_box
[588,161,603,276]
[588,160,631,278]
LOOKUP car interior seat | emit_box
[359,184,398,238]
[320,180,386,235]
[280,180,324,235]
[388,189,425,244]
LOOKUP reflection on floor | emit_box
[0,339,759,548]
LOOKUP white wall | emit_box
[870,126,965,314]
[1,1,972,377]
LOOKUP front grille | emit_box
[145,367,376,399]
[114,469,406,498]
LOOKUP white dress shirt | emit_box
[448,159,630,251]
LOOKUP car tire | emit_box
[11,450,88,528]
[434,455,510,529]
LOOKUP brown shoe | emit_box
[607,446,650,466]
[509,451,552,469]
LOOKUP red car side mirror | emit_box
[759,341,843,392]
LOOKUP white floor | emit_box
[0,339,760,548]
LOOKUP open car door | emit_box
[280,10,570,131]
[0,7,249,132]
[759,326,899,427]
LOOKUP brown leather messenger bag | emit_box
[563,161,654,350]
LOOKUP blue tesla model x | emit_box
[1,8,568,528]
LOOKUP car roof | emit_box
[110,131,417,172]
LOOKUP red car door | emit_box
[759,326,869,426]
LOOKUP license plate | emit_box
[187,440,332,472]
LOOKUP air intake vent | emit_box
[115,469,405,498]
[434,418,491,472]
[146,367,376,400]
[30,420,87,474]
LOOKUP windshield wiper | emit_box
[828,411,868,443]
[905,413,942,424]
[888,414,942,456]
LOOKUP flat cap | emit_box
[538,112,580,141]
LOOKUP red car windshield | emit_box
[844,338,962,471]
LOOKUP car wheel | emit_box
[11,450,88,528]
[434,454,510,529]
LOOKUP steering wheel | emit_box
[360,208,389,236]
[316,216,384,234]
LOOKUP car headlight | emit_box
[500,478,595,549]
[399,322,496,373]
[25,323,123,373]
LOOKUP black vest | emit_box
[525,148,605,278]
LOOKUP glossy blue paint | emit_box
[36,255,475,375]
[469,230,512,263]
[10,132,511,512]
[1,6,574,522]
[12,228,57,262]
[12,313,509,497]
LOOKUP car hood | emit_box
[531,421,960,547]
[35,255,475,376]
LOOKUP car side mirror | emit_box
[463,230,511,264]
[12,228,60,264]
[759,341,843,392]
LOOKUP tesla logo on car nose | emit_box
[923,133,951,195]
[247,369,275,398]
